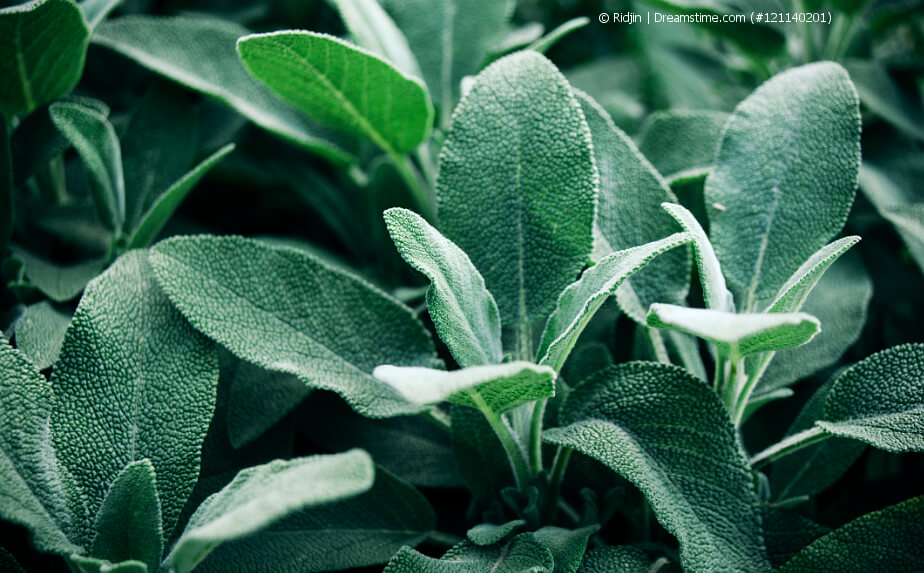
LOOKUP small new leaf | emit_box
[767,236,860,314]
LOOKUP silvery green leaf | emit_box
[577,545,649,572]
[661,203,732,312]
[10,248,106,303]
[13,301,71,370]
[766,236,860,314]
[383,534,554,572]
[328,0,421,77]
[532,525,599,573]
[637,110,729,184]
[467,520,526,546]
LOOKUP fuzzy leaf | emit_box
[149,235,438,418]
[0,0,89,116]
[373,361,554,414]
[437,50,597,326]
[238,31,432,155]
[818,343,924,452]
[705,62,861,302]
[538,233,692,371]
[13,301,71,370]
[91,460,162,572]
[384,535,554,572]
[661,203,732,311]
[51,250,219,541]
[532,525,599,573]
[779,496,924,571]
[93,16,351,163]
[467,520,525,546]
[9,249,106,303]
[637,110,729,183]
[577,546,649,572]
[544,362,769,572]
[384,207,502,367]
[49,101,125,232]
[647,304,819,361]
[329,0,421,77]
[69,556,146,573]
[766,236,860,313]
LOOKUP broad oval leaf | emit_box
[818,343,924,452]
[373,361,555,414]
[637,110,729,184]
[384,534,554,572]
[92,16,352,163]
[647,303,820,361]
[532,525,599,573]
[167,450,375,573]
[544,362,770,572]
[538,233,692,371]
[705,62,861,303]
[238,31,432,155]
[384,207,502,367]
[51,250,219,541]
[437,50,597,327]
[0,0,89,116]
[149,235,439,418]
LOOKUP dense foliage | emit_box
[1,0,923,571]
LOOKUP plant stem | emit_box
[722,357,744,414]
[733,352,773,427]
[548,447,572,498]
[749,426,828,470]
[466,388,531,489]
[528,397,547,474]
[389,151,436,221]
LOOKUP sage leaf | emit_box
[0,0,89,117]
[532,525,599,573]
[238,31,432,155]
[79,0,121,30]
[844,59,924,141]
[190,465,433,573]
[466,519,526,546]
[661,203,732,312]
[527,17,589,54]
[384,534,554,572]
[575,91,690,324]
[544,362,770,572]
[13,301,70,370]
[760,507,829,568]
[818,343,924,452]
[637,110,729,183]
[537,233,693,372]
[49,101,125,232]
[0,338,84,555]
[91,460,162,572]
[329,0,421,78]
[69,555,146,573]
[373,361,555,414]
[51,250,219,540]
[226,359,310,449]
[93,16,352,163]
[437,50,597,326]
[166,450,375,573]
[9,248,105,303]
[647,304,820,361]
[766,236,860,314]
[149,235,439,418]
[705,62,861,303]
[779,496,924,571]
[577,546,649,572]
[384,207,502,367]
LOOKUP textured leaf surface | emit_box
[92,16,351,162]
[637,110,729,183]
[385,207,502,366]
[437,50,597,326]
[383,535,554,572]
[576,91,689,324]
[167,450,375,573]
[91,460,162,572]
[766,236,860,314]
[576,546,648,572]
[661,203,732,311]
[0,0,89,116]
[818,343,924,452]
[532,526,599,573]
[0,338,83,555]
[14,301,70,370]
[238,31,432,155]
[538,233,692,371]
[193,465,433,573]
[150,235,438,417]
[760,507,829,568]
[705,62,861,302]
[467,520,525,546]
[374,362,554,414]
[330,0,420,77]
[544,362,769,572]
[779,496,924,571]
[51,250,219,541]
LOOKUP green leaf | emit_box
[565,56,643,133]
[817,343,924,452]
[766,236,860,314]
[577,546,649,572]
[149,235,439,418]
[13,301,71,370]
[79,0,121,30]
[226,358,311,449]
[527,17,589,54]
[0,338,85,555]
[1,120,10,256]
[49,100,125,232]
[880,204,924,273]
[544,362,769,572]
[69,555,146,573]
[532,525,599,573]
[0,0,89,117]
[381,0,513,121]
[760,507,829,568]
[384,534,554,572]
[437,50,597,327]
[166,450,375,573]
[844,59,924,141]
[705,62,861,303]
[127,143,235,249]
[238,31,432,155]
[779,496,924,571]
[647,304,820,361]
[537,233,693,372]
[51,250,219,541]
[373,361,555,414]
[191,466,434,573]
[575,91,689,325]
[92,16,352,163]
[329,0,421,78]
[384,207,502,367]
[9,248,106,303]
[637,110,729,184]
[91,460,163,572]
[467,519,526,546]
[661,203,732,312]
